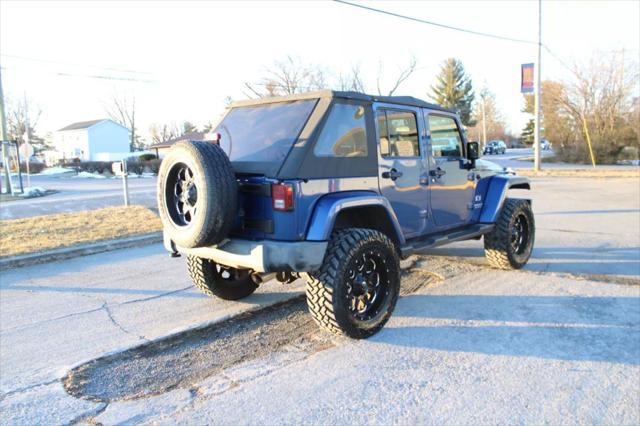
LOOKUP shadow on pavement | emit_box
[418,246,640,277]
[384,294,640,365]
[538,209,640,215]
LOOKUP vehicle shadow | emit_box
[379,294,640,365]
[538,208,640,215]
[417,246,640,277]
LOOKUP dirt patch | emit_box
[0,205,161,257]
[63,271,441,403]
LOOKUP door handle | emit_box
[429,167,446,178]
[382,168,403,180]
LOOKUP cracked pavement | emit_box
[0,176,638,424]
[0,244,306,424]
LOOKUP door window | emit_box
[428,114,463,158]
[377,109,419,157]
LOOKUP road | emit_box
[2,152,638,220]
[0,174,157,220]
[482,147,638,170]
[1,176,639,424]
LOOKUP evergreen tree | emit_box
[521,119,535,145]
[430,58,475,126]
[182,121,198,134]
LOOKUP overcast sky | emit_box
[1,0,639,140]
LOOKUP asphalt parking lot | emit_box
[1,175,639,424]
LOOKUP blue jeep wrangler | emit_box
[157,90,534,339]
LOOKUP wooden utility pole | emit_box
[533,0,542,171]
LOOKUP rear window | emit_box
[215,100,317,174]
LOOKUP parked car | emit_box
[483,140,507,155]
[541,139,552,150]
[158,90,535,339]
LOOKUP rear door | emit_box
[375,106,429,239]
[425,112,476,228]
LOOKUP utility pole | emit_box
[0,69,12,194]
[24,92,31,188]
[533,0,542,171]
[481,93,487,150]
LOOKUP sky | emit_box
[1,0,639,141]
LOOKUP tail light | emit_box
[272,183,294,211]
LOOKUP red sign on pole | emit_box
[521,63,534,93]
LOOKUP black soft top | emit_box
[229,90,455,114]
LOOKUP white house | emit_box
[53,119,130,161]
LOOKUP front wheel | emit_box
[304,229,401,339]
[187,255,258,300]
[484,198,535,269]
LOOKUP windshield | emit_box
[215,99,317,175]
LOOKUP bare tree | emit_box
[243,56,328,98]
[376,56,417,96]
[471,87,507,144]
[104,91,140,151]
[5,96,48,154]
[337,63,366,92]
[523,52,639,163]
[149,122,181,145]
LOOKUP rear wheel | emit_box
[187,255,258,300]
[484,198,535,269]
[304,228,400,339]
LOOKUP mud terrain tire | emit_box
[187,255,258,300]
[157,141,237,248]
[484,198,535,269]
[304,228,400,339]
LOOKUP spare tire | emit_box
[157,141,237,248]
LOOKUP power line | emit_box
[541,45,577,77]
[333,0,537,45]
[0,53,153,76]
[0,65,156,84]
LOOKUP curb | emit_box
[0,232,163,270]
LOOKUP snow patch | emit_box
[19,187,48,198]
[72,172,106,179]
[38,167,75,175]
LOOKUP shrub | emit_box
[19,162,46,174]
[146,159,163,174]
[126,160,144,176]
[138,153,157,161]
[62,161,112,174]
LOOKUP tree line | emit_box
[6,52,638,165]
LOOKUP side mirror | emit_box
[464,141,479,170]
[467,141,480,160]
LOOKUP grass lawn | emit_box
[0,205,162,258]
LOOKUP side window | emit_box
[314,103,368,157]
[428,114,463,157]
[377,109,419,157]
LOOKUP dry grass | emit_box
[0,206,162,258]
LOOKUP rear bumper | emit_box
[164,232,327,273]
